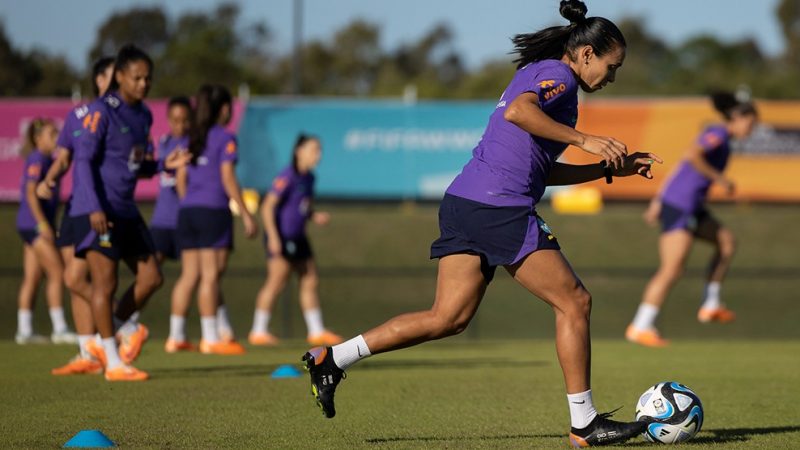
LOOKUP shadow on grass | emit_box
[146,358,546,379]
[366,425,800,446]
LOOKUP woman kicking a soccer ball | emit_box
[301,1,663,447]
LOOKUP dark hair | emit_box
[167,96,192,112]
[108,44,153,93]
[292,133,319,171]
[511,0,625,69]
[188,84,232,162]
[91,56,115,97]
[710,91,757,121]
[21,118,56,155]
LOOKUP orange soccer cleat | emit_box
[118,323,149,364]
[248,332,280,346]
[697,306,736,324]
[625,325,670,348]
[164,338,196,353]
[104,364,149,382]
[307,330,343,347]
[199,339,246,355]
[86,338,108,368]
[51,355,103,376]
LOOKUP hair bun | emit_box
[560,0,588,25]
[710,91,738,114]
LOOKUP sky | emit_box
[0,0,786,71]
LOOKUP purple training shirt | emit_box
[270,166,314,239]
[17,150,58,230]
[181,125,238,209]
[661,125,731,212]
[151,134,188,228]
[446,59,579,208]
[71,91,154,219]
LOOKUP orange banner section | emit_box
[561,98,800,202]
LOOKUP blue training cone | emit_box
[271,364,302,379]
[63,430,115,448]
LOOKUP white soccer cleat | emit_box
[51,330,79,345]
[15,333,50,345]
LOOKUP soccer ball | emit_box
[634,381,703,444]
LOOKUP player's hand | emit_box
[36,180,55,200]
[164,150,192,170]
[312,211,330,226]
[718,177,736,196]
[579,134,628,170]
[613,152,663,179]
[89,211,111,235]
[268,237,282,256]
[643,198,662,227]
[242,212,257,239]
[37,223,55,242]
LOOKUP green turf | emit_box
[0,202,798,448]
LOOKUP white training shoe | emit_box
[15,333,50,345]
[51,330,79,345]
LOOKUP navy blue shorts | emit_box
[56,210,77,248]
[151,226,180,260]
[177,207,233,250]
[430,194,560,283]
[18,229,39,245]
[73,213,156,261]
[263,233,313,261]
[660,202,712,234]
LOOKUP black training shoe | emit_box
[568,410,647,447]
[301,346,345,418]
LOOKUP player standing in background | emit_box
[626,92,757,347]
[71,44,187,381]
[249,134,341,347]
[300,1,664,446]
[43,57,114,375]
[15,118,75,345]
[151,96,191,264]
[171,84,256,355]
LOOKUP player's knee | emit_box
[430,312,470,338]
[140,268,163,294]
[658,266,683,283]
[300,273,319,291]
[718,230,736,258]
[567,288,592,319]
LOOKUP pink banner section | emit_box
[0,98,243,202]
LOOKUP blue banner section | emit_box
[237,99,495,199]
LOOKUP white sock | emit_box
[631,304,660,331]
[217,305,233,335]
[169,315,186,342]
[17,309,33,337]
[78,335,93,359]
[331,335,371,370]
[303,308,325,336]
[102,336,123,369]
[567,389,598,429]
[48,307,69,334]
[115,319,138,337]
[702,282,721,309]
[201,316,220,344]
[251,309,271,335]
[128,311,140,324]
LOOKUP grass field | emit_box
[0,202,798,448]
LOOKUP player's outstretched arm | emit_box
[547,152,662,186]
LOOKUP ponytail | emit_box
[188,84,232,163]
[512,0,625,69]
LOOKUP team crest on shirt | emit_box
[105,96,121,108]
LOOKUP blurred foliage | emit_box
[1,1,799,99]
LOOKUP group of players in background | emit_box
[15,44,342,381]
[14,2,758,444]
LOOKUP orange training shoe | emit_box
[104,364,149,381]
[164,338,196,353]
[86,338,108,367]
[307,330,344,347]
[625,325,670,348]
[51,355,103,376]
[248,332,280,346]
[118,323,149,364]
[200,339,246,355]
[697,306,736,323]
